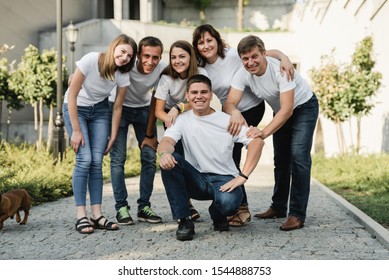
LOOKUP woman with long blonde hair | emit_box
[64,34,137,234]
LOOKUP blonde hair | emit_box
[98,34,137,81]
[161,40,198,80]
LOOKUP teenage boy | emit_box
[109,36,166,225]
[158,74,264,240]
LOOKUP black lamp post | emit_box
[53,0,64,162]
[65,21,78,74]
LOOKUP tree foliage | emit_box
[309,36,382,153]
[7,44,68,149]
[347,36,382,119]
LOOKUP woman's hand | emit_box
[70,130,84,154]
[165,107,180,128]
[219,176,246,193]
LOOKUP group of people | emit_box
[64,24,319,241]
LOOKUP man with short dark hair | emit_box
[158,74,264,241]
[109,36,167,225]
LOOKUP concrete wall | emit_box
[288,0,389,155]
[0,0,98,63]
[162,0,295,30]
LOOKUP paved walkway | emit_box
[1,164,388,260]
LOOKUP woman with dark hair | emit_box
[64,34,137,234]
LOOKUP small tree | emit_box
[309,37,382,154]
[309,50,351,154]
[346,36,382,152]
[8,45,67,150]
[0,44,24,141]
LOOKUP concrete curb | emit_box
[313,178,389,250]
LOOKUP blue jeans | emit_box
[161,153,243,223]
[63,98,110,206]
[109,102,157,211]
[271,94,319,221]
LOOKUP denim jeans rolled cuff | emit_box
[272,93,319,222]
[63,98,110,206]
[161,153,242,221]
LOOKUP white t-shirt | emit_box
[109,60,167,107]
[204,48,262,112]
[231,57,313,113]
[64,52,131,106]
[164,110,252,176]
[155,67,208,110]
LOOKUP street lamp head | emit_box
[65,20,79,44]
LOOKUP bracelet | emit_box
[173,104,180,113]
[239,172,249,180]
[180,103,185,113]
[145,134,154,139]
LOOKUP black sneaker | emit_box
[213,221,230,232]
[137,206,162,224]
[176,217,195,241]
[116,206,134,225]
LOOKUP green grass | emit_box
[312,153,389,228]
[0,142,142,205]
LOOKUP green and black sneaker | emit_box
[137,206,162,224]
[116,206,134,225]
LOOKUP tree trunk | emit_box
[38,98,43,150]
[34,102,38,149]
[0,101,2,141]
[46,104,53,152]
[335,121,346,154]
[314,117,324,153]
[348,119,354,150]
[6,109,12,142]
[356,116,361,154]
[237,0,244,31]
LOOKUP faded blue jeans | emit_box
[63,98,110,206]
[161,153,243,223]
[271,94,319,222]
[109,102,157,211]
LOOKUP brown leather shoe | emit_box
[254,208,286,219]
[279,216,304,231]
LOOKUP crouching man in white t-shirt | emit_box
[157,74,264,241]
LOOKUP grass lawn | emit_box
[312,153,389,229]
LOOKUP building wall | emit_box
[289,0,389,154]
[0,0,99,63]
[162,0,295,30]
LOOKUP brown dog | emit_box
[0,189,31,230]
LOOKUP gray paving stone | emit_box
[1,165,388,260]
